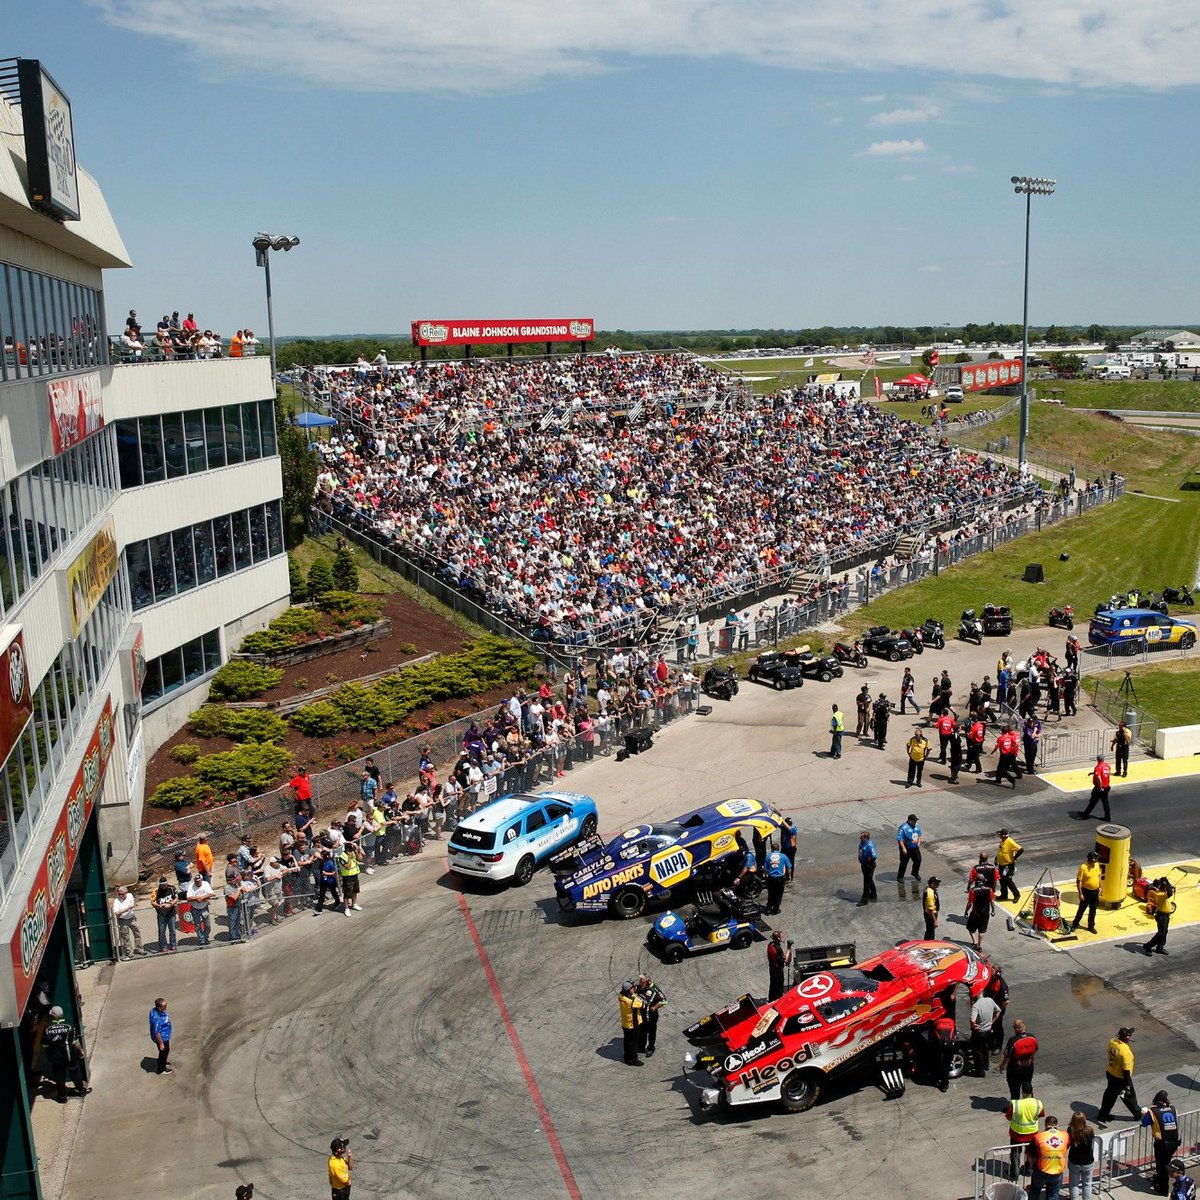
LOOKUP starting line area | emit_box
[997,858,1200,949]
[1041,756,1200,792]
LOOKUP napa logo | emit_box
[19,888,49,980]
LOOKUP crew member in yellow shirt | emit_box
[1071,852,1101,934]
[995,828,1023,903]
[923,876,941,940]
[1097,1026,1141,1125]
[327,1137,352,1200]
[1144,878,1176,956]
[619,980,644,1066]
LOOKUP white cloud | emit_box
[860,139,928,157]
[828,114,845,125]
[918,265,942,273]
[871,103,941,125]
[861,93,886,103]
[898,174,918,183]
[942,163,978,174]
[87,1,1200,94]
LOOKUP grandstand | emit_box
[307,353,1046,651]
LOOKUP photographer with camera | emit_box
[328,1137,353,1200]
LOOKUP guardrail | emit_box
[973,1106,1200,1198]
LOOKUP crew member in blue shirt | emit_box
[764,847,790,915]
[733,833,758,892]
[857,831,878,906]
[897,815,923,881]
[148,996,173,1074]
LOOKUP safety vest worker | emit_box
[1029,1124,1069,1177]
[1008,1091,1045,1138]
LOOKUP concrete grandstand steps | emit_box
[895,532,927,561]
[789,571,824,595]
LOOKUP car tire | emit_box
[611,886,647,920]
[557,894,577,913]
[774,678,785,691]
[819,670,832,682]
[947,1049,967,1080]
[1183,632,1196,650]
[749,670,759,683]
[731,930,753,950]
[888,650,900,662]
[579,814,598,841]
[663,943,686,964]
[778,1068,823,1114]
[1065,620,1073,631]
[513,855,536,887]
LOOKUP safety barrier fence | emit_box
[1078,636,1198,677]
[1086,678,1161,753]
[134,680,700,895]
[974,1106,1200,1198]
[1036,725,1108,768]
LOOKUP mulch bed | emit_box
[142,591,527,819]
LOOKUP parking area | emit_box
[64,635,1200,1200]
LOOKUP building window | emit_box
[0,261,107,384]
[142,628,222,708]
[127,501,285,612]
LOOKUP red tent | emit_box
[898,373,931,386]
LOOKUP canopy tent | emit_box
[897,373,931,387]
[292,411,338,428]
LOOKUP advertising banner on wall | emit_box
[62,518,118,638]
[411,318,595,348]
[17,59,80,222]
[47,371,104,455]
[0,627,33,770]
[960,359,1023,392]
[9,695,113,1016]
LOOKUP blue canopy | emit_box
[292,411,338,428]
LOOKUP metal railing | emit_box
[1037,726,1108,767]
[974,1107,1200,1198]
[1086,678,1161,752]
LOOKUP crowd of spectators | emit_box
[116,309,259,361]
[310,353,1040,648]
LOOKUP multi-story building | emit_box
[0,59,288,1198]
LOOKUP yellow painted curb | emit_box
[997,858,1200,949]
[1041,756,1200,793]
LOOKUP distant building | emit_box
[1129,329,1200,347]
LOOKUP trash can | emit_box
[1095,823,1132,908]
[985,1183,1027,1200]
[1032,886,1061,932]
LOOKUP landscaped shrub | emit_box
[313,590,381,626]
[290,635,535,738]
[288,552,307,601]
[332,545,360,593]
[188,705,288,744]
[238,606,321,654]
[290,700,347,737]
[169,743,201,765]
[148,776,214,811]
[307,557,334,599]
[208,660,284,701]
[192,743,292,796]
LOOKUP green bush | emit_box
[148,776,213,811]
[169,743,201,765]
[188,705,287,743]
[192,743,292,796]
[289,635,535,738]
[290,700,347,737]
[208,660,284,701]
[307,557,334,599]
[239,606,321,654]
[288,552,307,601]
[332,545,360,592]
[314,590,380,624]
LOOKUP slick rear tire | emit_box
[778,1068,823,1114]
[611,886,646,920]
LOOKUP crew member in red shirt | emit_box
[993,726,1020,788]
[966,718,986,774]
[935,709,957,764]
[1078,754,1112,822]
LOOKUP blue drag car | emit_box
[553,797,783,919]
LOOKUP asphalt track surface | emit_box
[66,650,1200,1200]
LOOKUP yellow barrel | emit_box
[1095,824,1132,907]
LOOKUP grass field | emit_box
[1040,378,1200,412]
[1086,658,1200,729]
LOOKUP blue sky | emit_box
[19,1,1200,335]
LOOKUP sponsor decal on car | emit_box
[649,847,692,886]
[582,864,644,900]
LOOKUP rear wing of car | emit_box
[548,832,605,875]
[684,994,760,1045]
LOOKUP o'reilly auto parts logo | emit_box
[418,322,449,343]
[8,637,26,706]
[569,320,592,339]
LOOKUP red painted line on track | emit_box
[456,891,582,1200]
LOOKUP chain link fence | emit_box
[1086,677,1160,752]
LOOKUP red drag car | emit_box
[682,940,992,1113]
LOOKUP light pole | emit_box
[252,232,300,384]
[1011,176,1055,469]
